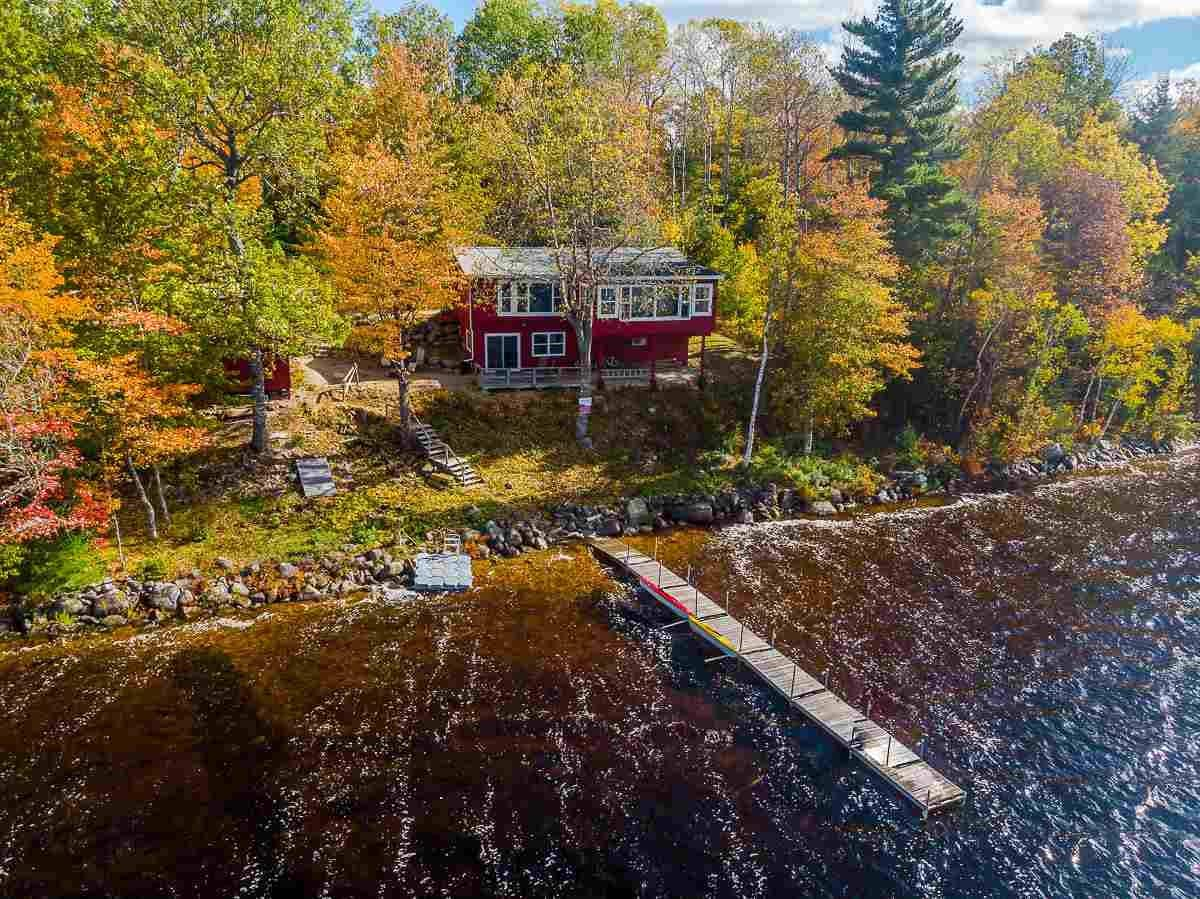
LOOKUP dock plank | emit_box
[587,537,965,817]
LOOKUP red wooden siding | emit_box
[456,279,717,369]
[224,356,292,395]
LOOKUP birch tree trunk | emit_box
[152,464,171,528]
[743,299,773,465]
[804,416,814,455]
[1100,395,1122,439]
[572,316,594,449]
[396,363,412,450]
[250,348,269,454]
[1078,371,1096,424]
[128,454,158,541]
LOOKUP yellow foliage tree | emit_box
[1068,115,1170,268]
[1094,305,1197,439]
[318,45,475,437]
[764,178,920,453]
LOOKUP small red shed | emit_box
[224,355,292,397]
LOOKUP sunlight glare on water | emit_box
[0,454,1198,897]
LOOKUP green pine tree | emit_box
[828,0,966,262]
[1131,76,1177,160]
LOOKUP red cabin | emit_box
[453,247,719,386]
[224,355,292,397]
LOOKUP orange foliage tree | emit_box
[70,352,206,541]
[0,196,109,543]
[318,45,475,436]
[741,174,919,458]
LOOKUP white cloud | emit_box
[658,0,1200,76]
[1127,59,1200,101]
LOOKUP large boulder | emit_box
[51,596,88,618]
[1041,442,1067,465]
[625,497,652,528]
[596,518,622,537]
[809,500,837,516]
[682,503,714,525]
[92,591,131,617]
[146,583,181,612]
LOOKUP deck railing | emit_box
[600,367,651,386]
[478,366,585,390]
[478,365,653,390]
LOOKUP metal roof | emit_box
[455,246,722,280]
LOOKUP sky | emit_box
[372,0,1200,102]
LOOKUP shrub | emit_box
[0,544,26,586]
[134,557,168,581]
[744,443,883,499]
[895,424,922,468]
[13,534,106,599]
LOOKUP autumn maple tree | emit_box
[319,45,475,439]
[70,350,206,541]
[763,178,920,454]
[0,196,108,544]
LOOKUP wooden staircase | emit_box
[410,415,483,487]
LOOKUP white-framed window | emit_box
[598,285,618,319]
[616,283,691,320]
[497,281,561,315]
[692,282,713,316]
[621,285,657,319]
[531,331,566,357]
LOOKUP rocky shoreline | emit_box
[1,435,1184,641]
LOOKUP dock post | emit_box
[693,590,698,616]
[886,734,892,767]
[738,619,745,654]
[789,664,797,697]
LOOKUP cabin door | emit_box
[485,333,520,369]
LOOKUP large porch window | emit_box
[615,283,692,320]
[497,281,562,315]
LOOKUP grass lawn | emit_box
[93,376,744,582]
[23,339,875,594]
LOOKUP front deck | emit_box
[477,366,652,391]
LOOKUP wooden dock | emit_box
[588,537,965,817]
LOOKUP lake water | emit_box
[1,453,1198,898]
